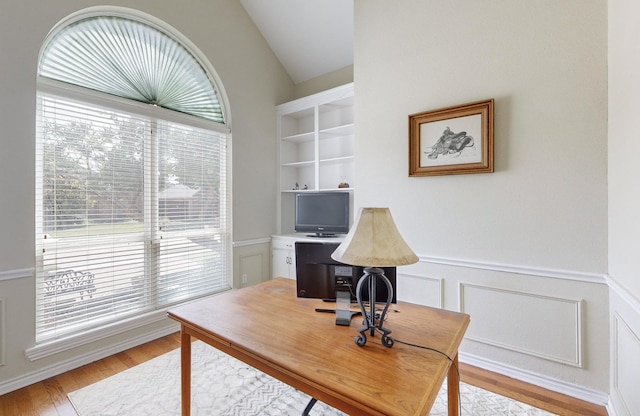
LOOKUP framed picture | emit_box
[409,99,494,176]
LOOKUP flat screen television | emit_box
[295,242,397,304]
[295,192,349,237]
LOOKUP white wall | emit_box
[0,0,291,393]
[608,0,640,414]
[354,0,609,400]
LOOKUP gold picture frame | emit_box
[409,99,494,176]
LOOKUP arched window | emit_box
[34,8,231,347]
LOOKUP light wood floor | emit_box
[0,332,607,416]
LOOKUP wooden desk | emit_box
[167,278,469,416]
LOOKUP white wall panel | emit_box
[0,298,5,366]
[238,252,267,288]
[612,313,640,416]
[233,239,271,288]
[460,283,582,367]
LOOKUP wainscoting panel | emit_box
[396,273,443,308]
[238,252,267,288]
[233,238,271,288]
[0,297,4,366]
[612,312,640,415]
[460,283,583,367]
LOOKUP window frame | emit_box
[29,7,232,359]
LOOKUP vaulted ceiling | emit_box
[240,0,353,84]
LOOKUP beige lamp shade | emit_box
[331,207,419,267]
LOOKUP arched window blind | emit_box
[34,10,231,346]
[39,15,225,123]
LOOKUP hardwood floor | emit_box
[0,332,607,416]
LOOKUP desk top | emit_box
[168,278,469,416]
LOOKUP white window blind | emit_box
[35,92,230,342]
[35,10,231,344]
[39,15,225,123]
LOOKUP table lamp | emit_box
[331,207,418,347]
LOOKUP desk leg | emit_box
[181,328,192,416]
[447,353,459,416]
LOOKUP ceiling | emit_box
[240,0,353,84]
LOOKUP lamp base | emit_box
[354,267,394,348]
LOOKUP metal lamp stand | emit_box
[354,267,394,348]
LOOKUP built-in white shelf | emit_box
[276,83,355,234]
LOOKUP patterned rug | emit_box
[68,341,555,415]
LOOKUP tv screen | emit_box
[295,242,397,303]
[295,192,349,237]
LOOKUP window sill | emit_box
[26,309,174,361]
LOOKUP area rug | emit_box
[68,341,555,415]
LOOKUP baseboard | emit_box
[606,399,620,416]
[0,324,178,396]
[459,352,609,407]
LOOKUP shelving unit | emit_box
[276,83,355,235]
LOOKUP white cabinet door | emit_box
[272,247,294,279]
[271,237,296,279]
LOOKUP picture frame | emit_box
[409,99,494,176]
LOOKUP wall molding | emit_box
[0,298,5,366]
[608,275,640,316]
[460,283,583,367]
[233,237,271,248]
[608,279,640,416]
[419,255,607,285]
[0,267,34,281]
[0,253,606,284]
[397,272,444,308]
[611,313,639,416]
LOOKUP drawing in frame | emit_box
[409,99,494,176]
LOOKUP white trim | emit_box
[396,272,444,309]
[460,283,584,367]
[38,78,229,134]
[0,255,607,285]
[459,352,609,406]
[0,268,33,281]
[26,288,230,361]
[0,324,178,396]
[611,312,640,416]
[27,310,169,360]
[608,275,640,316]
[419,255,607,284]
[276,82,353,115]
[0,298,5,366]
[233,237,271,248]
[607,398,621,416]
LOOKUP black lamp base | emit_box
[354,267,394,348]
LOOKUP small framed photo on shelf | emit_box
[409,99,494,177]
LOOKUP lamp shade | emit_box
[331,208,418,267]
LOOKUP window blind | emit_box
[35,92,230,342]
[39,15,225,123]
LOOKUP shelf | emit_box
[276,83,354,235]
[319,156,354,165]
[318,187,353,192]
[280,188,353,193]
[319,123,354,137]
[281,160,314,168]
[281,131,315,143]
